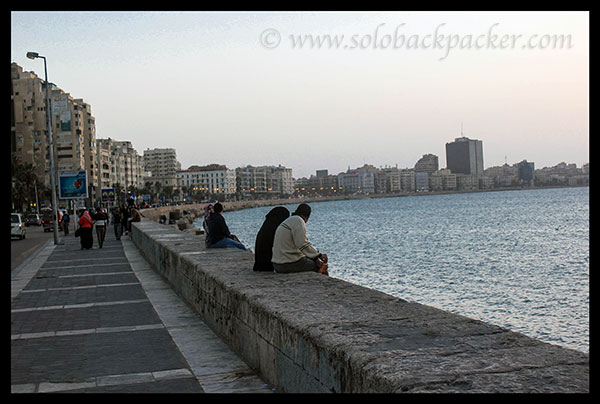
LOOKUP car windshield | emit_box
[11,215,19,223]
[27,215,37,219]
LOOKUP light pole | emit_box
[27,51,61,245]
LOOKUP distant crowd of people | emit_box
[74,204,141,250]
[202,202,328,275]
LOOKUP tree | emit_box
[11,153,39,212]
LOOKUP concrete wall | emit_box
[130,219,589,393]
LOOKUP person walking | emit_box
[121,204,130,235]
[93,206,108,248]
[77,209,94,250]
[271,203,328,274]
[62,211,70,236]
[112,206,122,240]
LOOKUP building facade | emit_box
[177,164,236,196]
[446,136,484,176]
[11,63,97,206]
[414,154,439,174]
[97,138,145,201]
[143,148,181,190]
[11,63,52,188]
[236,165,294,196]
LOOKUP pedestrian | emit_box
[202,203,214,247]
[128,207,141,237]
[112,206,122,240]
[253,206,290,271]
[206,202,246,250]
[77,209,94,250]
[93,206,108,248]
[271,203,328,274]
[121,204,129,235]
[62,211,70,236]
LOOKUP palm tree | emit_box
[11,153,39,212]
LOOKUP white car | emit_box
[11,213,26,239]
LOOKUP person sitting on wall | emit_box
[253,206,290,271]
[206,202,246,250]
[271,203,328,275]
[202,203,214,247]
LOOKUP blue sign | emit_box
[101,188,115,202]
[58,170,88,199]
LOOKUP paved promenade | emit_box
[11,229,273,393]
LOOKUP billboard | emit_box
[58,170,88,199]
[101,188,115,202]
[52,93,72,131]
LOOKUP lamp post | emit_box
[27,51,61,245]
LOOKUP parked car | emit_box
[25,213,42,226]
[11,213,26,239]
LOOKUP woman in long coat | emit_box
[78,210,94,249]
[253,206,290,271]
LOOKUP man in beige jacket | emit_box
[271,203,328,274]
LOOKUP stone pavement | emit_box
[11,227,274,393]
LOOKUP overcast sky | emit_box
[11,11,588,178]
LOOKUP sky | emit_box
[11,11,589,178]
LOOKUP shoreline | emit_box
[140,184,588,224]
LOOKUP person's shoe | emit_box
[317,262,328,275]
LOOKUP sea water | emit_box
[197,187,589,353]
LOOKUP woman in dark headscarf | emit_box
[253,206,290,271]
[202,203,214,247]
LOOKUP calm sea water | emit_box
[198,187,589,353]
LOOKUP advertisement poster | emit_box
[52,93,71,131]
[58,170,88,199]
[101,188,115,202]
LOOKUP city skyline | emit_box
[11,11,589,178]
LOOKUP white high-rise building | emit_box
[143,148,181,189]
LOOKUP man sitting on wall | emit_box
[271,203,328,275]
[207,202,247,250]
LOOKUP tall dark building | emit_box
[518,160,535,182]
[445,136,484,175]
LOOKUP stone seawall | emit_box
[130,218,588,393]
[139,196,367,223]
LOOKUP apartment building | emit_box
[11,63,51,186]
[97,138,145,199]
[337,165,379,194]
[11,63,97,204]
[414,154,439,174]
[295,171,340,195]
[429,168,457,191]
[177,164,236,195]
[379,167,402,193]
[400,169,416,192]
[143,148,181,189]
[236,165,294,196]
[415,171,429,191]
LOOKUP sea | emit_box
[196,186,589,353]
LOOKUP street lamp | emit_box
[27,51,61,245]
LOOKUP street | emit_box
[10,223,60,271]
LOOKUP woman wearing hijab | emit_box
[253,206,290,271]
[202,203,214,247]
[78,209,94,249]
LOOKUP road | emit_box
[10,224,58,271]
